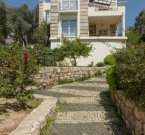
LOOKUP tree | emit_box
[60,38,92,66]
[126,27,141,46]
[135,9,145,35]
[53,47,66,64]
[32,5,39,28]
[0,0,8,40]
[9,4,39,48]
[135,9,145,42]
[33,22,50,47]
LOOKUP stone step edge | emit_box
[9,94,58,135]
[55,111,118,124]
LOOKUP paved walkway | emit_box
[37,76,129,135]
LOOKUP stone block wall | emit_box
[111,91,145,135]
[34,67,106,85]
[80,0,89,37]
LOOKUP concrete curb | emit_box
[9,94,58,135]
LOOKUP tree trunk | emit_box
[73,58,77,66]
[22,38,27,49]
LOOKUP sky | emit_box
[5,0,145,28]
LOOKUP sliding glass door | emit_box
[62,19,77,37]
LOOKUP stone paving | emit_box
[38,76,129,135]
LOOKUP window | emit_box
[61,19,77,37]
[45,0,50,3]
[103,30,108,36]
[98,30,102,36]
[45,10,50,23]
[61,0,77,10]
[98,30,108,36]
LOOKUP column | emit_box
[122,14,125,36]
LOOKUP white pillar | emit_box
[122,14,125,36]
[77,0,80,38]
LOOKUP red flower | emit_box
[23,54,29,59]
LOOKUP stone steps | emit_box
[40,77,128,135]
[55,82,109,88]
[55,111,117,124]
[59,97,101,104]
[47,88,103,97]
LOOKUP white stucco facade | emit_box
[50,37,127,66]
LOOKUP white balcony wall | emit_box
[50,37,127,66]
[88,5,125,17]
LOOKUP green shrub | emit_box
[0,45,7,58]
[29,44,65,66]
[0,45,37,109]
[58,79,73,84]
[88,63,93,67]
[77,73,91,81]
[94,70,102,76]
[96,62,105,67]
[112,44,145,107]
[106,67,116,91]
[29,44,54,66]
[104,54,116,65]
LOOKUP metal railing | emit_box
[89,29,122,36]
[89,0,117,11]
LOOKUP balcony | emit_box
[89,0,117,11]
[88,0,126,17]
[88,15,125,38]
[59,0,78,13]
[89,28,121,37]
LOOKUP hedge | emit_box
[106,44,145,108]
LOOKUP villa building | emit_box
[39,0,127,66]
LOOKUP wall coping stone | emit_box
[9,94,57,135]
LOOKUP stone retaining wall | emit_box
[34,67,107,85]
[111,91,145,135]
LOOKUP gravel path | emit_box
[38,76,129,135]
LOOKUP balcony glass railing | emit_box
[89,0,117,11]
[60,0,78,11]
[89,29,122,36]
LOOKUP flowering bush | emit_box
[0,45,37,109]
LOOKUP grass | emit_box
[40,100,66,135]
[40,117,55,135]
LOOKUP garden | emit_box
[0,1,94,134]
[106,10,145,108]
[1,0,145,134]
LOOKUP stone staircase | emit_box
[37,76,129,135]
